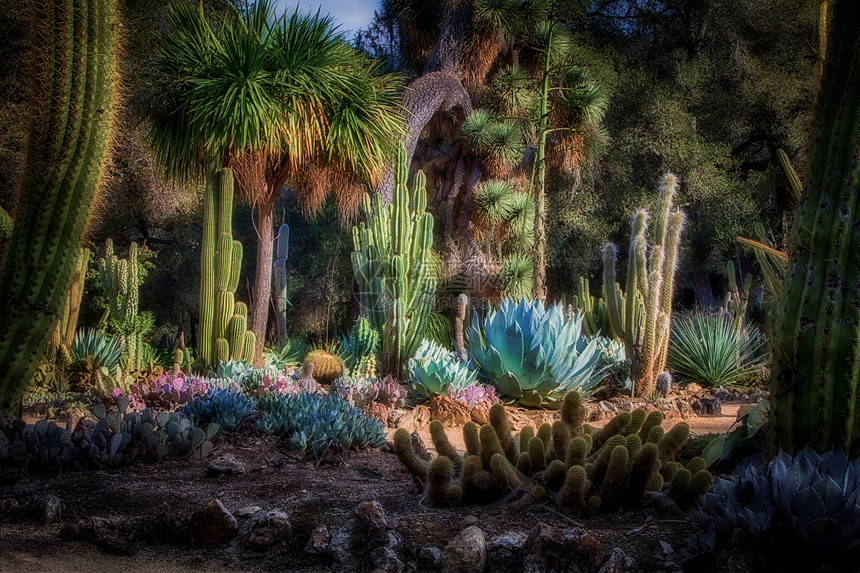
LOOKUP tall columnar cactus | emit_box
[99,240,147,371]
[272,223,290,341]
[772,2,860,457]
[61,248,91,349]
[0,0,118,414]
[351,144,437,378]
[603,174,685,397]
[198,167,255,368]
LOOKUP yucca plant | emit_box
[70,329,124,373]
[669,313,765,387]
[407,339,479,403]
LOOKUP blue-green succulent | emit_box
[179,388,257,432]
[468,298,605,407]
[407,339,478,403]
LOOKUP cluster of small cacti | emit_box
[99,239,150,372]
[343,317,380,378]
[330,375,408,409]
[0,399,219,480]
[394,390,711,512]
[302,349,346,385]
[197,167,255,367]
[273,223,290,341]
[602,174,685,397]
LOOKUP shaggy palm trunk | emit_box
[249,195,275,364]
[771,0,860,456]
[0,0,118,414]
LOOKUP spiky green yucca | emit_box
[351,144,436,378]
[771,1,860,457]
[602,174,685,397]
[0,0,119,414]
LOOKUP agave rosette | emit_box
[468,298,604,407]
[407,340,479,403]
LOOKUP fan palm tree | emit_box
[147,0,404,361]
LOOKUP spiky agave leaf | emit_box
[407,340,478,402]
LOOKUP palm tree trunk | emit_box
[250,196,275,364]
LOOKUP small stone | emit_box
[189,499,238,548]
[418,546,442,570]
[207,454,246,475]
[438,526,486,573]
[39,494,62,525]
[470,402,491,425]
[233,506,263,518]
[305,524,330,555]
[598,547,637,573]
[235,509,291,552]
[351,500,388,549]
[523,523,603,573]
[364,402,390,425]
[429,396,472,426]
[686,382,703,394]
[487,532,528,552]
[462,515,478,527]
[396,405,430,432]
[58,523,79,538]
[370,546,406,573]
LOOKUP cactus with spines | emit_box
[0,0,120,414]
[489,403,516,462]
[595,411,631,447]
[272,223,290,341]
[770,3,860,457]
[723,260,751,329]
[561,390,585,432]
[639,410,664,440]
[197,167,254,368]
[302,349,345,385]
[571,276,622,339]
[344,317,379,377]
[351,144,437,378]
[602,174,685,397]
[391,390,705,513]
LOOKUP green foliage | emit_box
[669,313,765,387]
[407,340,478,403]
[468,299,605,407]
[701,403,768,470]
[341,317,379,377]
[263,336,308,372]
[351,144,436,377]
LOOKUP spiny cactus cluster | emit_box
[330,375,409,409]
[0,400,219,481]
[394,390,711,512]
[342,317,380,378]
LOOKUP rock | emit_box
[689,399,704,415]
[686,382,703,394]
[523,522,603,573]
[189,499,238,548]
[598,548,637,573]
[370,546,406,573]
[0,499,20,514]
[699,397,722,415]
[470,402,491,425]
[429,396,472,426]
[351,500,388,547]
[412,431,433,462]
[59,523,80,538]
[462,515,478,527]
[487,547,523,573]
[438,526,486,573]
[233,505,263,518]
[418,546,442,570]
[675,399,696,419]
[328,526,359,570]
[305,524,330,555]
[207,454,246,475]
[234,509,291,552]
[396,405,430,432]
[38,494,62,524]
[504,407,534,432]
[531,410,557,429]
[487,532,528,553]
[365,402,390,425]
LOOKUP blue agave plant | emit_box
[407,340,478,403]
[468,298,605,407]
[686,447,860,560]
[180,389,257,432]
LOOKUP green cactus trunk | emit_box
[272,223,289,342]
[98,240,146,372]
[0,0,118,414]
[351,144,437,378]
[771,1,860,457]
[197,167,254,369]
[603,175,685,397]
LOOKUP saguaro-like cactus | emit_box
[272,223,290,341]
[603,174,685,397]
[772,2,860,457]
[0,0,119,414]
[351,144,437,378]
[198,167,255,368]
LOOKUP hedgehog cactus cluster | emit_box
[0,400,219,480]
[99,239,148,372]
[351,144,436,378]
[394,390,711,512]
[198,168,255,367]
[602,174,685,397]
[343,317,380,378]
